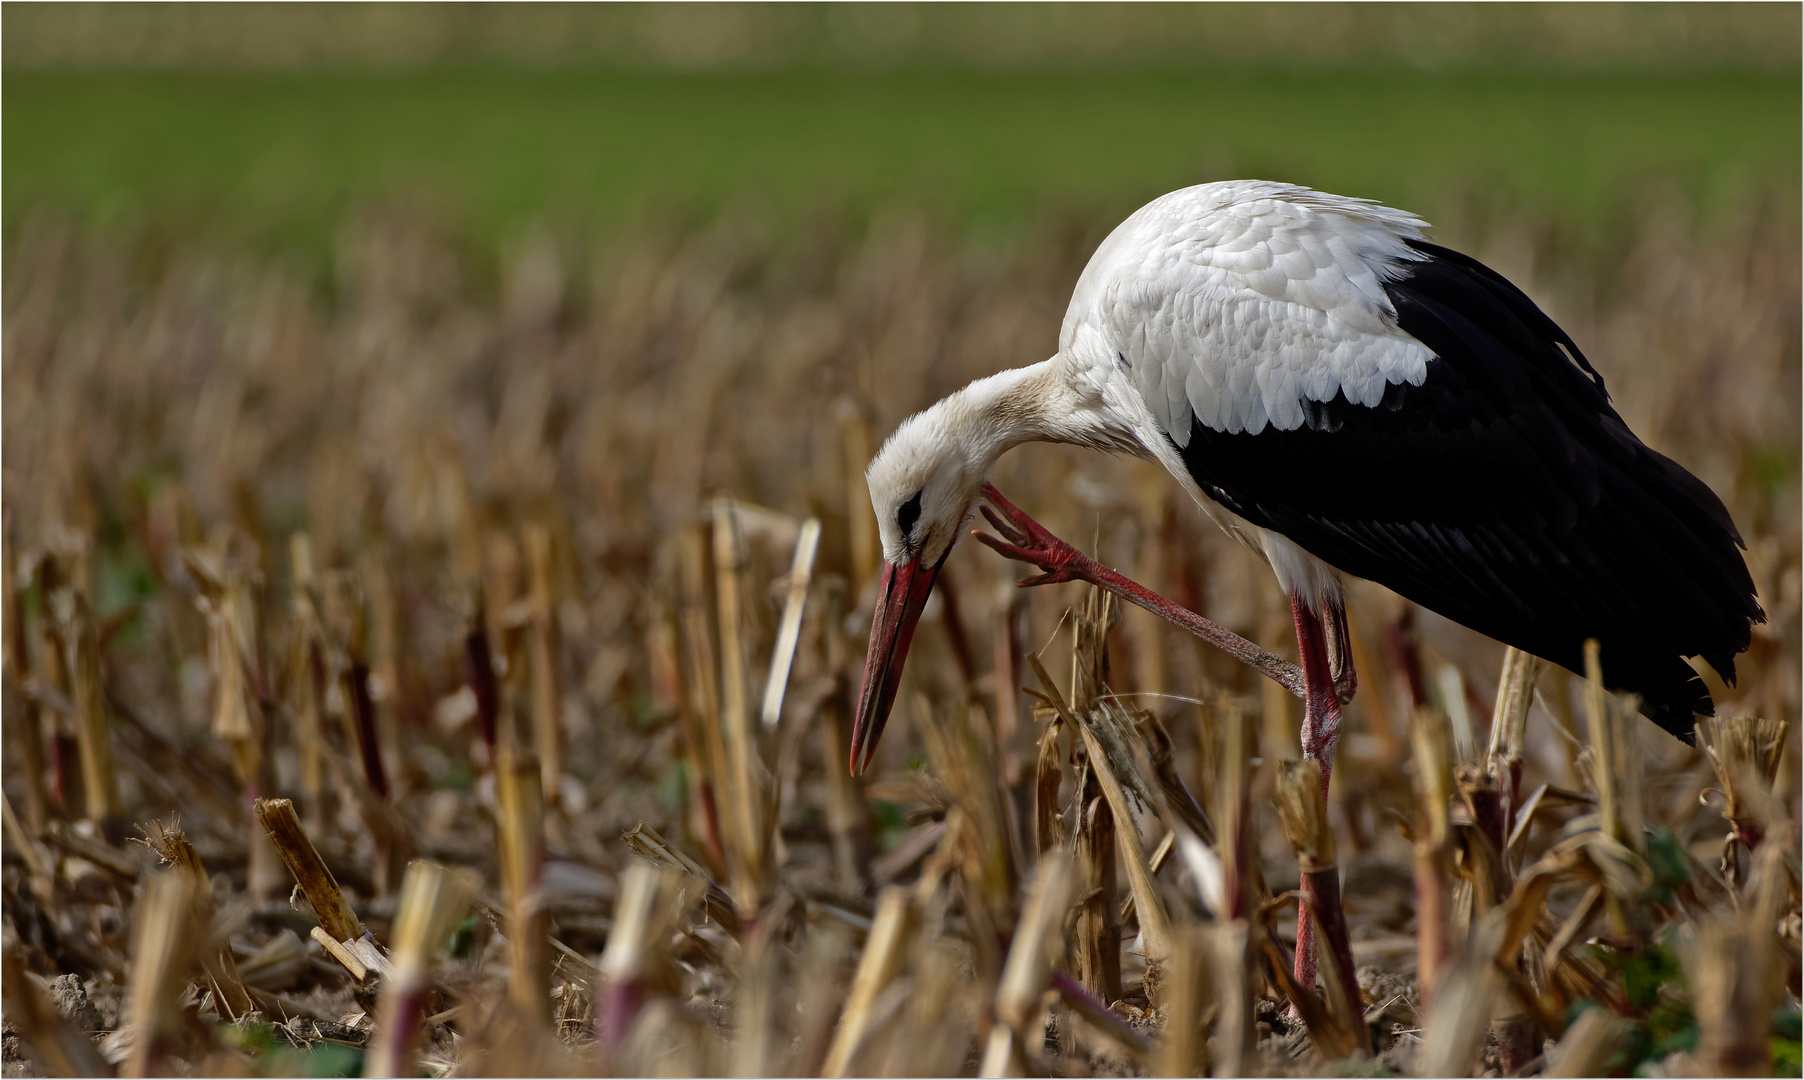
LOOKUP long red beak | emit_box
[850,554,943,775]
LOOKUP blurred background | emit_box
[3,4,1799,1074]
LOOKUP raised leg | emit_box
[972,483,1305,698]
[1289,592,1350,1000]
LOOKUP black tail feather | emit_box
[1617,655,1714,745]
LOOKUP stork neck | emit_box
[949,357,1098,468]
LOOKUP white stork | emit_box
[851,179,1761,793]
[849,179,1762,991]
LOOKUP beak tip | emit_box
[849,719,877,776]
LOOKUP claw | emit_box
[976,482,1092,582]
[979,505,1029,548]
[980,483,1035,531]
[972,530,1027,562]
[972,532,1063,587]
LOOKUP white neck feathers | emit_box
[908,357,1134,472]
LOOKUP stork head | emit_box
[850,403,993,774]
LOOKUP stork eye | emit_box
[896,490,923,538]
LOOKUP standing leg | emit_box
[1289,593,1348,998]
[1292,595,1347,793]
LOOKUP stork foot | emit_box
[972,486,1096,587]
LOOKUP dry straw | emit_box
[367,860,481,1077]
[0,198,1796,1078]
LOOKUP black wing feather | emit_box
[1175,241,1762,740]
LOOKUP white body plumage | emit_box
[1063,180,1435,439]
[1058,180,1451,603]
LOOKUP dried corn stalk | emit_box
[367,860,480,1077]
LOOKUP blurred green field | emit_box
[6,65,1798,259]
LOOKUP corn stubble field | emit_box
[2,194,1800,1077]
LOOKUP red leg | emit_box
[972,483,1305,698]
[1289,593,1347,998]
[1292,596,1346,790]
